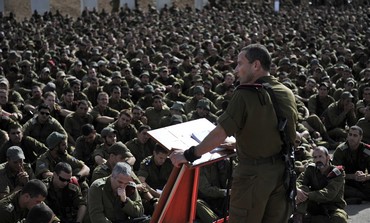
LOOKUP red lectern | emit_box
[148,119,236,223]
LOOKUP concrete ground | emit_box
[346,202,370,223]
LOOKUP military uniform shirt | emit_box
[88,176,144,222]
[136,156,173,190]
[0,163,35,198]
[0,191,28,223]
[35,151,85,178]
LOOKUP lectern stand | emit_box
[148,119,236,223]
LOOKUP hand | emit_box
[296,188,308,204]
[169,149,188,168]
[219,142,236,150]
[355,171,367,182]
[117,187,127,203]
[17,171,29,186]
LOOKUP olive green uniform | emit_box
[136,156,173,191]
[198,159,231,217]
[90,106,119,133]
[91,163,144,189]
[296,164,347,223]
[0,162,35,198]
[74,134,104,170]
[356,118,370,144]
[184,97,218,115]
[109,121,138,144]
[294,146,313,174]
[23,116,67,145]
[307,94,335,116]
[144,107,171,130]
[218,76,298,223]
[332,142,370,200]
[0,191,28,223]
[87,176,144,223]
[43,177,86,222]
[126,138,155,172]
[108,98,132,111]
[35,150,85,179]
[188,110,218,124]
[0,136,48,165]
[322,101,357,141]
[63,112,94,142]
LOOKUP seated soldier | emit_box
[0,146,35,199]
[43,162,86,223]
[87,162,145,223]
[293,146,348,223]
[137,144,173,198]
[332,125,370,204]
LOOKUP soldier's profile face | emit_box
[235,51,254,84]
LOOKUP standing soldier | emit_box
[170,44,298,223]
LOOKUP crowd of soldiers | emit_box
[0,0,369,222]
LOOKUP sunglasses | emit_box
[58,175,71,183]
[40,111,50,116]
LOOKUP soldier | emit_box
[144,95,171,130]
[126,125,155,172]
[356,105,370,144]
[23,103,67,145]
[26,203,57,223]
[89,91,119,133]
[0,122,48,167]
[198,159,232,218]
[170,44,298,223]
[92,127,118,166]
[35,132,90,180]
[73,124,103,171]
[188,99,218,124]
[43,162,86,223]
[332,125,370,204]
[109,109,138,144]
[63,100,94,145]
[137,144,173,198]
[322,91,357,142]
[293,146,348,223]
[87,162,145,222]
[0,179,48,223]
[0,146,35,199]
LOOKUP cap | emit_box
[46,132,67,149]
[81,124,95,136]
[140,71,150,78]
[170,114,183,124]
[41,67,50,73]
[6,146,25,160]
[197,99,210,110]
[346,78,355,85]
[173,82,181,88]
[170,102,185,113]
[193,86,205,95]
[0,78,9,87]
[90,62,99,68]
[98,60,106,66]
[144,85,155,94]
[56,71,66,77]
[108,142,133,158]
[101,127,117,138]
[340,91,354,100]
[111,71,122,79]
[192,75,203,83]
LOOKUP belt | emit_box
[240,153,282,165]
